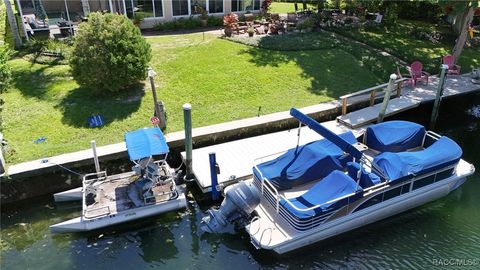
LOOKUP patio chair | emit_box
[287,13,298,28]
[443,55,461,75]
[408,61,429,87]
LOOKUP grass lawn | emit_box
[333,19,480,74]
[0,1,6,45]
[2,33,383,164]
[269,2,316,13]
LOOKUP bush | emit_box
[0,45,11,93]
[153,16,220,31]
[70,12,151,93]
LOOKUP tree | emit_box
[439,0,479,63]
[3,0,22,49]
[70,12,152,93]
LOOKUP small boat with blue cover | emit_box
[201,108,475,254]
[50,127,187,233]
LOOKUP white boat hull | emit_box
[247,161,474,254]
[50,186,187,233]
[53,187,83,202]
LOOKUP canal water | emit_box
[2,95,479,269]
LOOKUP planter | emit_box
[224,27,233,37]
[201,19,208,27]
[248,32,254,37]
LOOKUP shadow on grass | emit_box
[56,83,145,128]
[236,33,390,97]
[11,64,63,99]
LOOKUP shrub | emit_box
[70,12,151,93]
[0,45,12,93]
[207,16,223,27]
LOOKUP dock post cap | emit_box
[183,103,192,110]
[441,64,449,70]
[390,74,398,80]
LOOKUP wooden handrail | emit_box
[340,77,409,115]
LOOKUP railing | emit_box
[339,77,409,115]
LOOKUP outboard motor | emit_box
[201,181,261,233]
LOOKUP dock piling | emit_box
[90,140,101,174]
[183,103,193,180]
[430,65,448,129]
[209,152,220,201]
[377,74,398,123]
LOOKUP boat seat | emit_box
[253,131,357,190]
[346,162,381,188]
[373,136,462,181]
[279,170,362,219]
[365,121,425,152]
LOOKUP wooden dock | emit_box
[338,75,480,128]
[184,74,480,193]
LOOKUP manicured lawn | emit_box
[3,33,383,163]
[269,2,316,13]
[333,19,480,74]
[0,1,6,45]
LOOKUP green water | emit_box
[1,95,479,269]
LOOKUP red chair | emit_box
[443,55,461,75]
[409,61,429,87]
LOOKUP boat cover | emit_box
[365,121,425,152]
[280,170,360,218]
[125,127,169,161]
[254,131,357,190]
[373,136,462,181]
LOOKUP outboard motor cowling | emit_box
[201,181,261,233]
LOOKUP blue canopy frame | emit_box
[125,127,169,161]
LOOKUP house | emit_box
[15,0,263,39]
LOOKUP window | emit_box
[383,187,401,201]
[208,0,223,13]
[354,193,383,212]
[136,0,155,17]
[413,175,435,190]
[154,0,163,17]
[173,0,189,16]
[231,0,260,12]
[254,0,261,10]
[191,0,206,14]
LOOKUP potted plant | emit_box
[223,12,238,37]
[247,27,254,37]
[200,8,208,27]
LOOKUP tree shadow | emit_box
[10,63,63,99]
[239,35,382,98]
[56,83,145,128]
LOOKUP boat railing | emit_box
[262,177,280,213]
[277,191,358,214]
[339,77,409,115]
[83,171,107,185]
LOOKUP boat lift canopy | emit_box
[125,127,169,161]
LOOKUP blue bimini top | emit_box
[280,170,361,219]
[365,120,425,152]
[373,136,462,181]
[125,127,169,161]
[254,131,357,190]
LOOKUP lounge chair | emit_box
[443,55,461,75]
[408,61,429,87]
